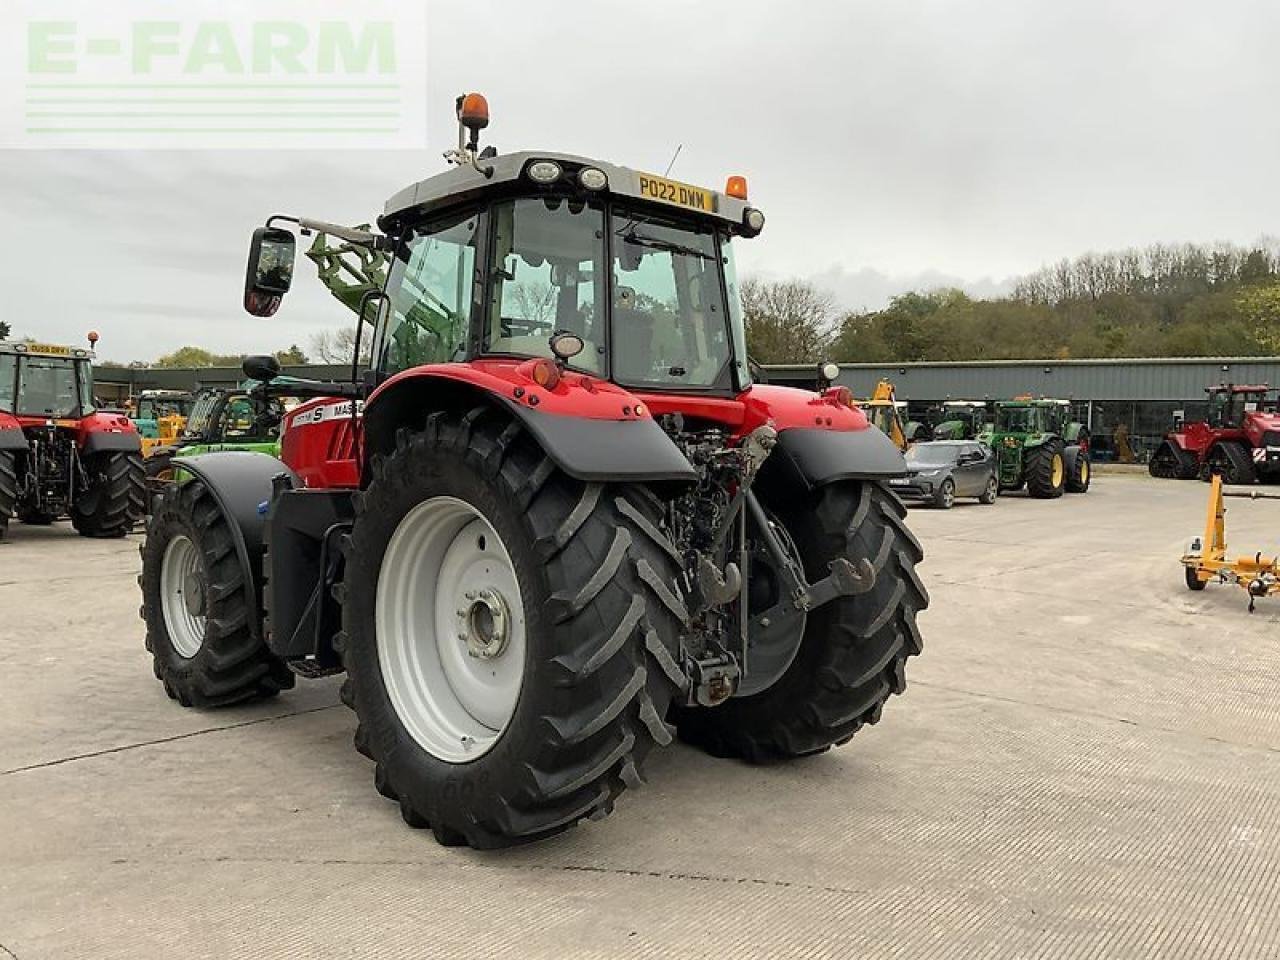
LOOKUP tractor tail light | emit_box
[529,359,561,390]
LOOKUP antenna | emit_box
[662,143,683,177]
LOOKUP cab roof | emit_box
[380,151,755,235]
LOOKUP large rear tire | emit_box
[0,450,16,539]
[339,408,687,848]
[140,480,294,706]
[73,451,146,537]
[674,481,927,762]
[1025,440,1066,499]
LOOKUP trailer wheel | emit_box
[340,408,686,848]
[674,480,927,762]
[72,451,146,538]
[140,480,294,706]
[1025,440,1066,499]
[1185,566,1207,591]
[0,450,16,538]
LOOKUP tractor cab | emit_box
[1206,384,1269,429]
[992,398,1067,436]
[241,96,763,400]
[0,340,96,421]
[933,400,989,440]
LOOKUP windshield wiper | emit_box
[619,231,715,261]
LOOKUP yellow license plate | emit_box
[28,343,71,355]
[637,173,716,213]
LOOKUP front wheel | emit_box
[340,408,687,848]
[933,477,955,509]
[140,480,294,706]
[72,451,146,537]
[674,480,927,763]
[1185,566,1207,591]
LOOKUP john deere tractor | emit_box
[931,400,989,441]
[979,398,1090,498]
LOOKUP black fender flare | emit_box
[82,431,142,457]
[758,426,908,497]
[0,428,28,453]
[167,451,297,641]
[363,376,696,485]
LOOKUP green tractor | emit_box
[931,400,990,441]
[979,398,1090,498]
[145,385,287,496]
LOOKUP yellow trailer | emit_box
[1182,474,1280,611]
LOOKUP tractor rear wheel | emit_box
[141,480,294,706]
[673,480,926,763]
[72,451,146,538]
[1025,440,1066,499]
[340,408,686,848]
[0,450,16,538]
[1065,446,1091,493]
[1202,442,1256,485]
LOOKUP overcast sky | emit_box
[2,0,1278,362]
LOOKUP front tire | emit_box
[340,408,687,848]
[141,480,294,706]
[933,477,955,509]
[73,451,146,537]
[1185,566,1207,591]
[674,481,927,762]
[1025,440,1066,499]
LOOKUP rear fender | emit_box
[0,412,28,452]
[166,451,297,642]
[364,365,696,485]
[756,426,907,498]
[79,411,142,457]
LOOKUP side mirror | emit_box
[244,227,296,317]
[242,354,281,383]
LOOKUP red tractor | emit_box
[1149,383,1280,484]
[0,337,145,538]
[139,94,927,848]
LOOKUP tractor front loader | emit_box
[138,93,928,849]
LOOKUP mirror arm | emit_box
[266,214,391,250]
[353,289,385,386]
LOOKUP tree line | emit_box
[745,240,1280,364]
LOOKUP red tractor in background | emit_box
[139,93,928,849]
[0,337,146,538]
[1149,383,1280,484]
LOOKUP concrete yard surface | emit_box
[2,475,1279,958]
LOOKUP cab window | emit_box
[486,198,605,374]
[380,212,481,376]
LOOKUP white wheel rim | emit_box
[376,496,526,764]
[160,534,206,658]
